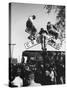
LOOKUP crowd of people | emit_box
[9,51,65,87]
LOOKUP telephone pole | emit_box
[9,43,16,58]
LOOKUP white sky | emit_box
[11,3,65,60]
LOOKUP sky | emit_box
[10,3,65,60]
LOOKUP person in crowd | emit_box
[28,72,41,87]
[56,61,65,84]
[50,68,56,84]
[44,70,51,85]
[9,62,18,87]
[11,76,23,87]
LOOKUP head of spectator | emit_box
[45,70,50,76]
